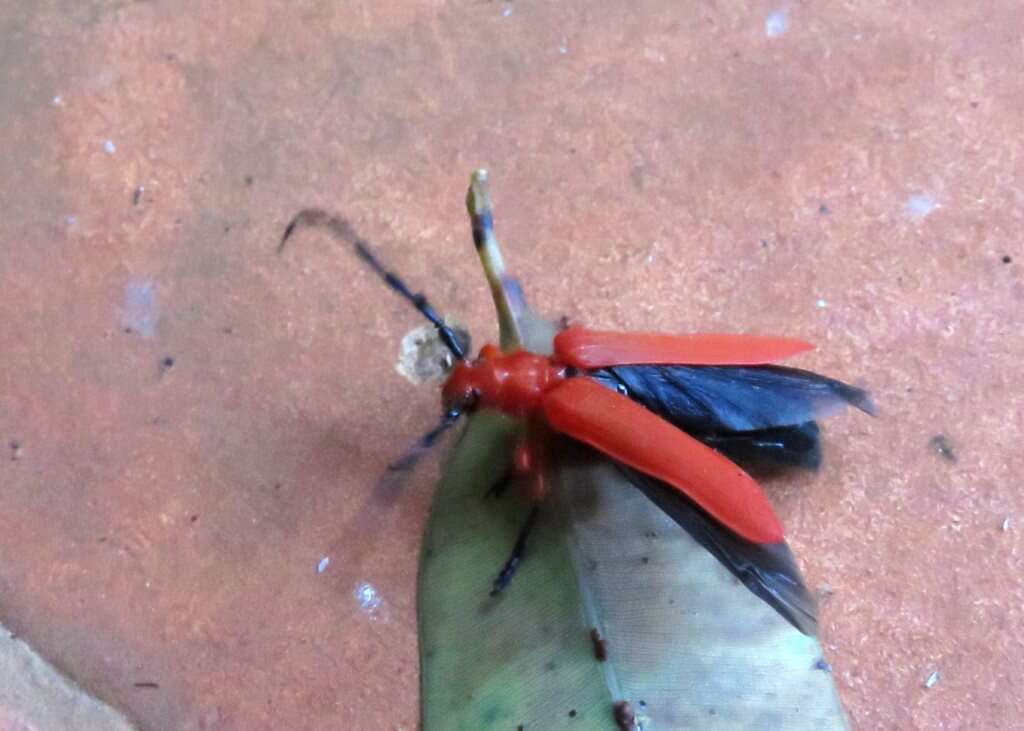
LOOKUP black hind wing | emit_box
[589,364,872,470]
[697,421,822,471]
[618,463,819,636]
[590,364,873,432]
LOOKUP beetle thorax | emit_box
[443,347,566,418]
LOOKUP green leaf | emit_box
[418,171,850,730]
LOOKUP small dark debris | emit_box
[644,530,657,539]
[9,440,22,461]
[928,435,956,463]
[640,556,649,565]
[818,203,830,215]
[1002,255,1012,264]
[544,660,556,672]
[569,147,576,154]
[133,681,159,689]
[517,726,524,731]
[223,224,231,233]
[123,326,134,334]
[160,356,175,371]
[568,709,577,718]
[612,701,637,731]
[814,658,832,672]
[586,559,598,572]
[98,536,107,543]
[760,239,769,248]
[274,483,282,490]
[132,186,143,206]
[244,175,254,186]
[970,101,979,108]
[190,514,198,523]
[590,628,608,662]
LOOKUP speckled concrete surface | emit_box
[0,622,137,731]
[1,1,1022,729]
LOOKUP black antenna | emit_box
[279,209,467,360]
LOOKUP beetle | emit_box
[279,171,873,635]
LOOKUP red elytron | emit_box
[441,327,811,545]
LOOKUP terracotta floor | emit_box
[1,1,1022,729]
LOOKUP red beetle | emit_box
[280,179,873,635]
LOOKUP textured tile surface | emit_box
[0,1,1022,729]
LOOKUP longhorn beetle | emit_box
[279,170,873,635]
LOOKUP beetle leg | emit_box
[514,431,551,502]
[490,506,540,596]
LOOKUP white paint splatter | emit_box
[765,10,788,38]
[353,582,384,618]
[906,194,937,220]
[316,556,330,574]
[121,280,158,338]
[923,670,940,689]
[1002,516,1011,532]
[103,139,116,154]
[816,299,828,309]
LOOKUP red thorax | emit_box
[442,344,567,418]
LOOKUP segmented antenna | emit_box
[278,209,467,360]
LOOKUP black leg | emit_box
[490,506,540,596]
[387,409,462,472]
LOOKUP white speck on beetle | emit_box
[816,299,828,309]
[906,194,937,220]
[103,139,116,154]
[316,556,330,574]
[353,582,383,617]
[765,10,788,38]
[924,670,940,689]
